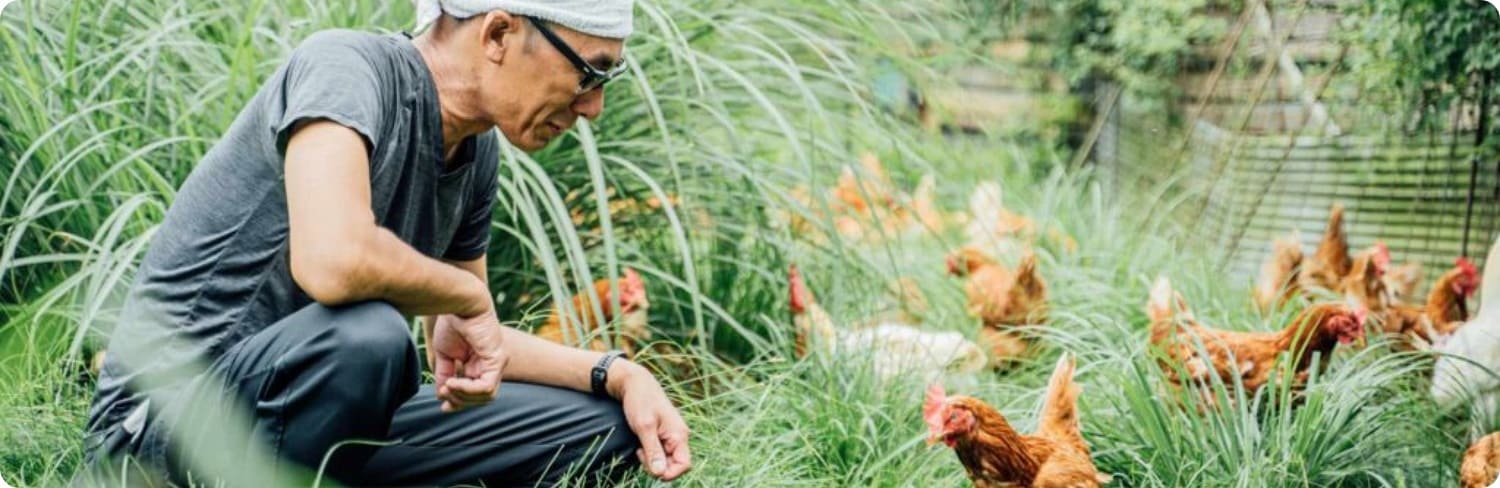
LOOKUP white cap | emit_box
[414,0,635,39]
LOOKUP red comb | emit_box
[945,255,960,276]
[924,384,947,443]
[1457,257,1478,276]
[1373,242,1391,270]
[788,264,809,313]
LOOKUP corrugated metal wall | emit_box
[1210,135,1497,281]
[1090,0,1500,289]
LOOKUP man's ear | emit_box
[479,10,522,64]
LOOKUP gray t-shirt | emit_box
[86,29,499,436]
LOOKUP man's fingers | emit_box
[661,429,692,480]
[633,419,667,477]
[444,376,498,399]
[432,357,456,393]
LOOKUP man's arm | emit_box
[436,257,692,480]
[284,120,489,317]
[431,255,649,394]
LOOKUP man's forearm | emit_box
[340,226,489,317]
[500,327,644,396]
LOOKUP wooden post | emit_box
[1462,71,1491,257]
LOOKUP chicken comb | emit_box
[923,383,948,441]
[1456,257,1478,278]
[619,267,646,304]
[788,264,812,313]
[621,267,643,290]
[1373,242,1391,271]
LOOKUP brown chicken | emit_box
[1340,242,1391,314]
[911,173,963,236]
[925,353,1111,487]
[533,268,652,356]
[1299,203,1352,292]
[1462,432,1500,488]
[830,153,898,216]
[1148,277,1367,400]
[1383,261,1424,306]
[1253,232,1304,312]
[1383,258,1480,347]
[948,247,1049,366]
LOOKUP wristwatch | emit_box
[591,350,628,398]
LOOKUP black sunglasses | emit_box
[525,16,627,94]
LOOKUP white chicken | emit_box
[963,181,1034,258]
[788,265,987,383]
[1432,232,1500,423]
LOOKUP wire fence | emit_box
[1088,0,1499,285]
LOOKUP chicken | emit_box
[1299,203,1352,292]
[831,153,898,217]
[910,173,957,236]
[1253,232,1304,312]
[1340,242,1391,315]
[812,155,956,244]
[533,268,652,357]
[1148,277,1367,400]
[1461,432,1500,488]
[1383,261,1424,306]
[1428,258,1480,332]
[828,154,908,243]
[949,247,1049,327]
[789,264,839,358]
[925,353,1111,487]
[1432,234,1500,413]
[964,182,1037,258]
[964,181,1076,256]
[948,247,1049,366]
[788,265,987,381]
[1382,258,1479,348]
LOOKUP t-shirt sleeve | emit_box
[443,132,500,261]
[267,31,388,163]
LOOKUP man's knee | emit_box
[292,300,417,399]
[320,300,411,360]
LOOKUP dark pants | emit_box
[88,301,639,487]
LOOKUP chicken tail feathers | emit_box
[1037,352,1083,443]
[1148,276,1187,324]
[1324,203,1345,242]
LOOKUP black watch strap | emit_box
[591,351,627,397]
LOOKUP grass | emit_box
[0,0,1495,486]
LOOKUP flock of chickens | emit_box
[536,158,1500,487]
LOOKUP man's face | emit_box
[479,14,624,151]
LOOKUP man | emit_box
[81,0,692,485]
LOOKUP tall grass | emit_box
[1,0,1491,486]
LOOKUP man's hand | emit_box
[609,361,692,481]
[430,309,509,412]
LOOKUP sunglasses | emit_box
[525,16,627,94]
